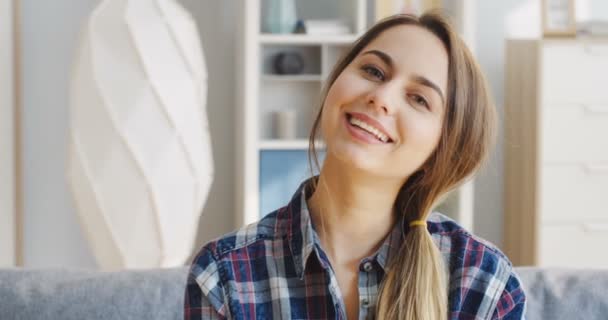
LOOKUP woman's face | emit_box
[321,25,448,181]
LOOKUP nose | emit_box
[365,84,395,115]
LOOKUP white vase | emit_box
[274,110,297,139]
[67,0,213,270]
[263,0,298,33]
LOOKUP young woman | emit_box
[185,12,526,320]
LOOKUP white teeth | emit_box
[349,116,389,143]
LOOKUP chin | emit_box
[330,142,382,173]
[328,142,417,181]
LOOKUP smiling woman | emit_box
[186,12,526,320]
[0,0,18,267]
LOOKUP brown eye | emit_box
[409,94,429,109]
[361,65,385,81]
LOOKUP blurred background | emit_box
[2,0,608,270]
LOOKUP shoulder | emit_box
[427,211,513,270]
[427,212,526,318]
[185,207,291,317]
[192,206,290,264]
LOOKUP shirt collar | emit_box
[286,178,406,279]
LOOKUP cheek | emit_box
[423,118,443,144]
[320,77,351,135]
[324,77,347,109]
[398,116,443,156]
[324,70,367,108]
[319,102,341,142]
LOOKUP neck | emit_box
[307,156,405,268]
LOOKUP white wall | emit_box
[594,1,608,19]
[19,0,238,268]
[20,0,99,268]
[0,0,16,267]
[472,0,528,247]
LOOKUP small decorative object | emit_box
[68,0,214,270]
[273,52,304,75]
[274,110,297,139]
[263,0,298,34]
[294,20,306,34]
[304,20,351,35]
[542,0,576,37]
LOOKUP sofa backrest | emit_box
[2,266,608,319]
[515,266,608,320]
[0,267,190,320]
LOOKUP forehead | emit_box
[358,25,449,92]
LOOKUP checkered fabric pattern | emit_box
[185,180,526,319]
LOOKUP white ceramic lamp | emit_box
[67,0,213,270]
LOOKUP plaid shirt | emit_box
[185,180,526,319]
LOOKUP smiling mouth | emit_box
[346,113,393,143]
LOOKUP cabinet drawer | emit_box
[542,105,608,162]
[540,164,608,222]
[539,223,608,268]
[542,42,608,104]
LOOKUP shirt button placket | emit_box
[363,261,373,272]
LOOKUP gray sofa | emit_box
[0,267,607,319]
[0,267,187,320]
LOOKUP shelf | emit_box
[259,34,358,45]
[262,74,323,82]
[260,139,325,150]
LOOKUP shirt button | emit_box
[361,299,370,307]
[363,261,373,272]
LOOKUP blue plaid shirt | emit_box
[185,180,526,319]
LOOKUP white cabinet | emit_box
[235,0,477,230]
[504,39,608,268]
[541,42,608,104]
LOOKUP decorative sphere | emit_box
[273,52,305,75]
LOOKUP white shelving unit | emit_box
[235,0,476,230]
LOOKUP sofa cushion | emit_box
[515,267,608,320]
[0,267,189,320]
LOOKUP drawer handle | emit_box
[583,223,608,232]
[583,164,608,174]
[584,105,608,114]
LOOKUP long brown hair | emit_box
[307,12,497,320]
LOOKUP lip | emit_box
[346,112,394,142]
[344,115,386,144]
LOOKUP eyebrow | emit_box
[412,75,446,107]
[361,49,446,107]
